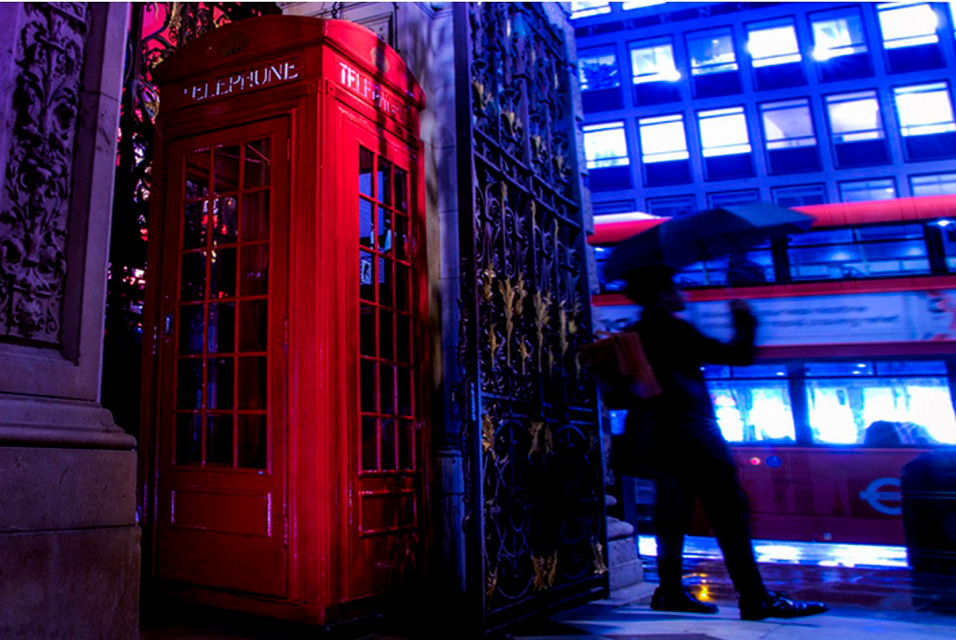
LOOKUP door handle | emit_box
[164,313,174,336]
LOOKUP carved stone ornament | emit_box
[0,2,90,341]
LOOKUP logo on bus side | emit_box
[859,477,902,516]
[184,58,300,102]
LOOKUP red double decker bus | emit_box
[592,195,956,545]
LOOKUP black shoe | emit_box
[739,590,829,621]
[651,587,719,614]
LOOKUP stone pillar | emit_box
[0,3,140,639]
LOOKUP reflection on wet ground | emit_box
[639,535,956,620]
[142,535,956,639]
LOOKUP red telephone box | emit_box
[140,17,429,623]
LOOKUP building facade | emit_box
[574,1,956,217]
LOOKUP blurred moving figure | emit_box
[612,265,829,621]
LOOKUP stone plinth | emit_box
[606,495,644,591]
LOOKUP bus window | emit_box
[805,360,956,445]
[705,364,796,443]
[677,243,773,288]
[788,223,930,281]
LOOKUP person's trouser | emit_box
[653,429,766,599]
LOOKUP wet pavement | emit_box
[142,537,956,640]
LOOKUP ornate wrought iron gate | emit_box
[454,3,607,629]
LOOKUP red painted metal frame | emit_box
[141,16,429,624]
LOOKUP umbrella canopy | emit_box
[602,202,814,282]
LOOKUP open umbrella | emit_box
[602,202,814,282]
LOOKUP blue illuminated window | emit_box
[571,1,610,20]
[630,39,680,84]
[839,178,897,203]
[645,195,696,218]
[688,28,738,75]
[811,9,867,61]
[761,99,819,173]
[592,200,636,216]
[762,99,816,150]
[639,114,690,185]
[593,245,621,292]
[699,107,755,179]
[806,360,956,445]
[773,184,827,207]
[894,83,956,159]
[787,222,929,281]
[578,46,620,91]
[707,190,760,209]
[703,365,795,444]
[688,28,742,97]
[698,107,751,157]
[894,83,956,137]
[622,0,667,10]
[911,173,956,196]
[638,114,688,163]
[747,20,802,67]
[675,256,731,288]
[583,121,629,169]
[878,2,939,49]
[826,91,884,143]
[934,218,956,271]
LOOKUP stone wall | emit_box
[0,3,140,638]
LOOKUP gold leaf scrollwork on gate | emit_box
[480,261,496,303]
[498,273,527,369]
[482,413,496,460]
[519,338,531,377]
[501,110,521,139]
[530,134,546,162]
[528,421,552,457]
[533,289,551,373]
[564,297,582,377]
[488,326,501,365]
[531,552,558,591]
[553,150,570,183]
[558,302,569,360]
[591,542,608,575]
[472,79,492,113]
[486,566,498,599]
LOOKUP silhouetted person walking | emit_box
[614,265,828,621]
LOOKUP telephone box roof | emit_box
[153,16,425,110]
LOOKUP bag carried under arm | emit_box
[580,332,661,409]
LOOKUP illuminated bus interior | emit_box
[706,360,956,446]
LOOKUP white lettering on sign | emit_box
[594,289,956,346]
[337,60,407,126]
[184,59,300,102]
[683,289,956,345]
[859,477,902,516]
